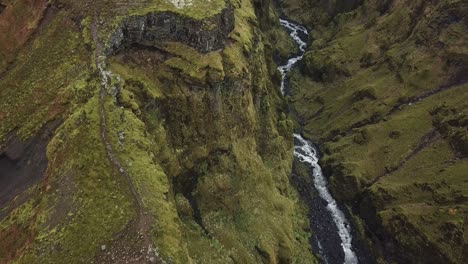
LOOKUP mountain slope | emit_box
[281,0,468,263]
[0,0,316,263]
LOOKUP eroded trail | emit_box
[91,14,161,264]
[279,19,361,264]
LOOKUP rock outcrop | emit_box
[106,5,235,54]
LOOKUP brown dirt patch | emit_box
[0,223,34,264]
[0,0,48,72]
[92,214,163,264]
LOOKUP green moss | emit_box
[373,141,468,263]
[163,42,224,72]
[109,60,165,100]
[124,0,226,21]
[221,0,258,77]
[2,91,136,263]
[60,0,226,23]
[104,95,191,262]
[118,88,141,114]
[432,103,468,156]
[98,0,317,260]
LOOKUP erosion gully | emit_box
[279,19,370,264]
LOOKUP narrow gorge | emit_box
[278,17,367,264]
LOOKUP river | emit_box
[278,18,363,264]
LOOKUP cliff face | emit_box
[106,5,235,54]
[282,0,467,263]
[0,0,316,263]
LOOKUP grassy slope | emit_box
[1,0,317,263]
[0,0,48,72]
[282,0,467,263]
[0,7,87,141]
[1,8,136,263]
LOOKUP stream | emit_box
[278,19,361,264]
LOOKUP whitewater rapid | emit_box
[278,19,308,94]
[294,135,358,264]
[278,19,359,264]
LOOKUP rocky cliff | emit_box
[281,0,467,263]
[105,5,234,54]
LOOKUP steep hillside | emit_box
[0,0,317,263]
[281,0,467,263]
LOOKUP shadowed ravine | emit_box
[279,18,366,264]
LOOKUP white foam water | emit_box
[278,19,308,94]
[278,18,359,264]
[294,134,358,264]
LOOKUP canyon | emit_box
[0,0,466,263]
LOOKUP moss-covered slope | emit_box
[282,0,467,263]
[0,0,317,263]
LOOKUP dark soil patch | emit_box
[0,120,61,220]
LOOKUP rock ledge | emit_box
[106,5,235,54]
